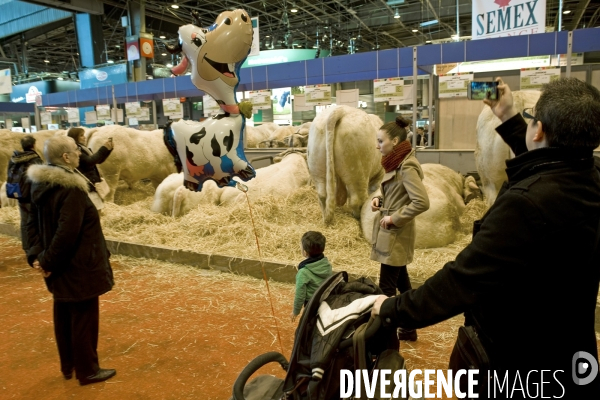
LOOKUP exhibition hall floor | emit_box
[3,234,595,399]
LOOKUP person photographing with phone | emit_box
[370,77,600,398]
[67,128,113,206]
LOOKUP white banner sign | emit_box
[96,105,111,120]
[162,98,184,118]
[40,111,52,125]
[249,89,272,110]
[473,0,546,40]
[438,74,473,98]
[0,69,12,94]
[67,108,80,123]
[85,111,98,125]
[520,67,561,91]
[125,102,141,117]
[374,78,405,102]
[249,17,260,57]
[305,85,332,105]
[203,95,221,117]
[336,89,359,108]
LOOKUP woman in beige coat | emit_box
[370,116,429,341]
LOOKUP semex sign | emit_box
[472,0,546,40]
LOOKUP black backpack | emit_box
[6,153,30,201]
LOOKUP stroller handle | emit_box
[232,351,289,400]
[339,315,382,350]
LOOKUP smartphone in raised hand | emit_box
[467,81,499,101]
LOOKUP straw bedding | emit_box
[0,181,486,284]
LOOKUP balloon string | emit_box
[243,191,285,356]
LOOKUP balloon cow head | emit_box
[164,9,255,191]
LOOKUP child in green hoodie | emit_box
[291,231,333,322]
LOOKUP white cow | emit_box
[361,163,481,248]
[245,123,280,148]
[219,152,310,206]
[475,91,540,206]
[151,173,224,217]
[86,126,178,202]
[307,105,384,224]
[0,130,58,185]
[151,152,309,216]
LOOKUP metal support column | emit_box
[412,46,418,148]
[128,0,147,82]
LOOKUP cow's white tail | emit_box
[324,106,347,224]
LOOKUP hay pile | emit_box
[0,182,487,283]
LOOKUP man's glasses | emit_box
[522,108,536,120]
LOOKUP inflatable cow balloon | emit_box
[164,9,255,191]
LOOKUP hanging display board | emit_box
[139,107,150,121]
[389,84,414,105]
[520,67,560,91]
[293,94,314,112]
[305,84,332,105]
[162,98,184,119]
[96,105,111,120]
[336,89,359,108]
[249,89,272,110]
[125,102,142,118]
[85,111,98,125]
[40,111,52,125]
[203,95,221,117]
[438,74,473,98]
[374,78,405,102]
[67,108,80,123]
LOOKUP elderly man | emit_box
[372,77,600,398]
[26,135,116,386]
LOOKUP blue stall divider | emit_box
[573,28,600,53]
[467,35,530,61]
[440,41,466,64]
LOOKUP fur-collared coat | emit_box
[26,164,114,302]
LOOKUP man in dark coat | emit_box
[6,135,42,252]
[372,77,600,398]
[26,135,116,386]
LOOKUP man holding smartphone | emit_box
[371,77,600,397]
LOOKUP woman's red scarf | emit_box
[381,140,412,173]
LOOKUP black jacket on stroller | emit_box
[233,272,402,400]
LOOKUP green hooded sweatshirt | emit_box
[293,257,333,316]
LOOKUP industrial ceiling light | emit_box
[44,59,50,63]
[159,35,166,39]
[394,8,400,19]
[563,10,571,14]
[161,53,167,56]
[426,40,432,43]
[412,28,418,32]
[171,2,179,9]
[290,3,298,13]
[107,60,114,64]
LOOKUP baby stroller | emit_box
[232,272,417,400]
